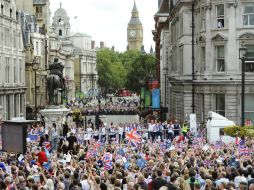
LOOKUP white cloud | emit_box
[50,0,157,52]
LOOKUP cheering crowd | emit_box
[66,98,139,116]
[0,116,253,190]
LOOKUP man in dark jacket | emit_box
[166,175,178,190]
[137,175,148,190]
[152,170,167,190]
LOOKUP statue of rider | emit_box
[49,58,65,87]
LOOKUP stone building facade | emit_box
[72,33,97,97]
[16,0,50,112]
[49,4,98,101]
[15,0,51,33]
[0,0,26,119]
[155,0,254,125]
[49,4,75,101]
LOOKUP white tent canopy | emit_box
[206,111,235,143]
[208,111,235,127]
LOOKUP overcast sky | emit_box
[50,0,158,52]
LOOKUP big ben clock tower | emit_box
[127,1,143,51]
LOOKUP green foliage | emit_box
[224,126,254,138]
[96,48,127,89]
[96,48,156,92]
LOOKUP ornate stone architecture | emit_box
[155,0,254,125]
[0,0,26,120]
[49,3,75,101]
[127,1,143,51]
[72,33,98,97]
[17,0,50,114]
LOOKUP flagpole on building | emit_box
[74,16,78,32]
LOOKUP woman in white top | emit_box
[168,121,174,141]
[84,126,93,145]
[118,124,124,143]
[148,120,155,142]
[99,124,106,143]
[93,128,99,141]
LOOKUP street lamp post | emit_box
[32,57,39,113]
[239,47,247,127]
[163,66,168,108]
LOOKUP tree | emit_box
[224,126,254,138]
[96,49,156,93]
[124,51,156,92]
[96,48,126,90]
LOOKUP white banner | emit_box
[189,114,197,135]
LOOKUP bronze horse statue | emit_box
[46,58,65,105]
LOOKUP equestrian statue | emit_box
[46,58,65,105]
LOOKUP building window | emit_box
[201,46,206,72]
[14,94,17,117]
[216,4,224,28]
[6,95,10,120]
[200,7,206,31]
[13,33,16,48]
[180,46,183,73]
[35,6,43,20]
[243,4,254,26]
[19,60,22,83]
[14,59,17,83]
[216,46,225,72]
[4,28,10,46]
[245,45,254,72]
[59,29,62,36]
[245,95,254,123]
[215,94,225,116]
[5,57,10,83]
[20,94,24,116]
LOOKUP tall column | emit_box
[11,94,14,119]
[18,94,20,117]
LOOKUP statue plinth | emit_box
[40,106,70,129]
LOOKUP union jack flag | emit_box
[125,129,142,147]
[104,161,113,170]
[203,160,211,167]
[86,151,93,160]
[103,152,113,170]
[238,145,250,157]
[93,141,101,150]
[103,152,112,162]
[44,141,52,152]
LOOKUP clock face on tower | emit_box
[129,30,136,37]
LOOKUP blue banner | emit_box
[152,89,160,109]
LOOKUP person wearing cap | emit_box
[27,176,35,189]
